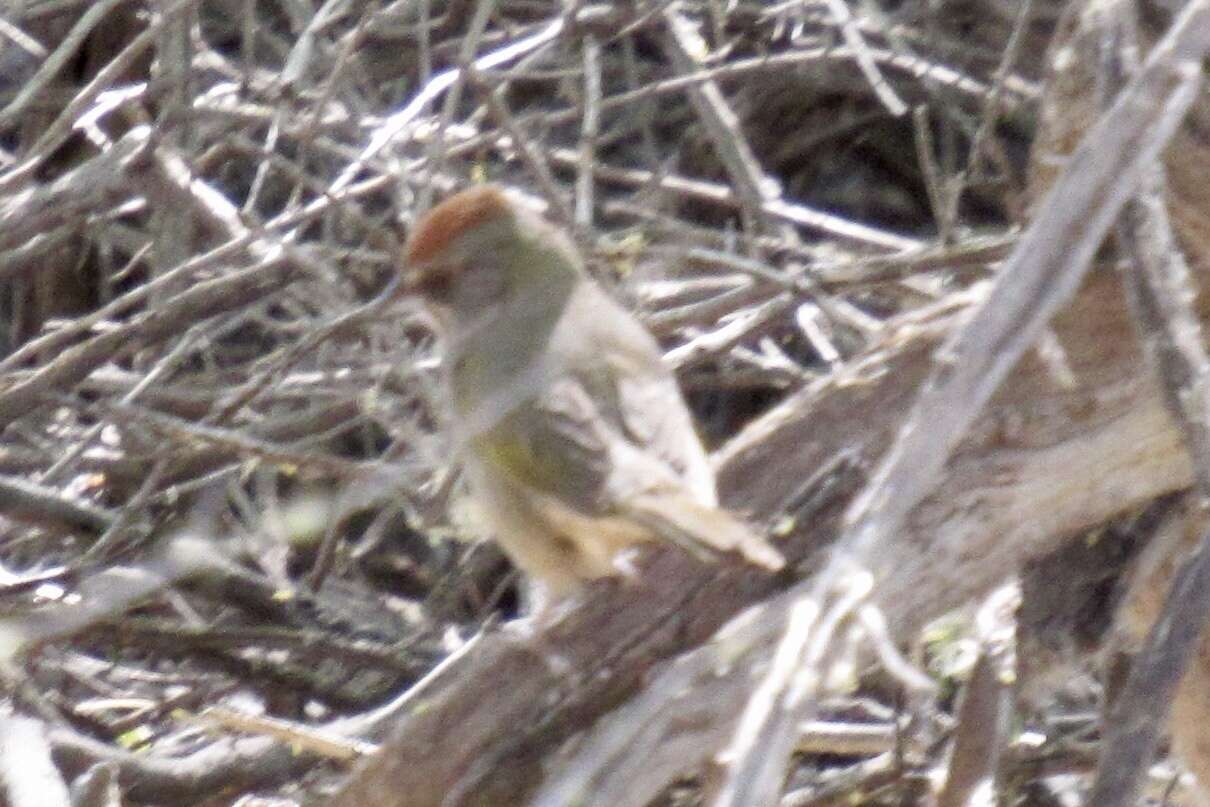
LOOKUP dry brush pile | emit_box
[0,0,1208,805]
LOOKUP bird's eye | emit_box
[415,267,455,302]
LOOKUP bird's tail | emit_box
[622,492,786,572]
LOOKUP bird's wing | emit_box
[469,375,614,516]
[575,353,785,571]
[590,347,784,570]
[468,357,695,516]
[608,352,717,504]
[468,291,784,571]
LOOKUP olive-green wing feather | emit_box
[472,363,783,571]
[467,282,784,571]
[468,375,613,511]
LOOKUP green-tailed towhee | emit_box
[404,185,784,601]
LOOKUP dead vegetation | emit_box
[0,0,1208,805]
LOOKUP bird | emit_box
[402,184,784,607]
